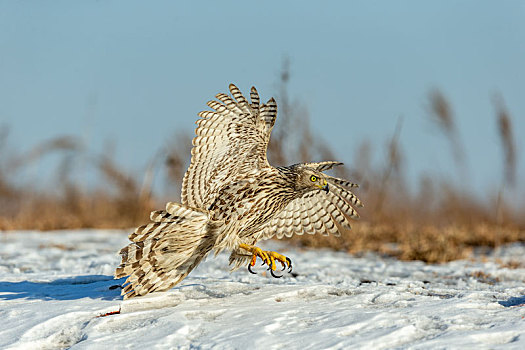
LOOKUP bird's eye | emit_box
[310,175,317,182]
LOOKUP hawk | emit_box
[115,84,363,299]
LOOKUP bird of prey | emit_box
[115,84,362,299]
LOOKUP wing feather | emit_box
[182,84,277,210]
[250,87,260,109]
[303,161,344,172]
[327,177,364,208]
[259,179,361,240]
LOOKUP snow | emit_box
[1,230,524,349]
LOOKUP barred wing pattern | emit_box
[258,170,363,240]
[115,202,213,299]
[182,84,277,210]
[302,161,344,172]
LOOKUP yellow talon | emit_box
[250,254,257,267]
[267,251,288,270]
[239,244,292,276]
[268,255,276,271]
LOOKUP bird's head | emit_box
[294,166,329,194]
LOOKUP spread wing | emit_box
[182,84,277,210]
[257,167,363,240]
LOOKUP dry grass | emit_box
[0,132,155,230]
[0,64,523,263]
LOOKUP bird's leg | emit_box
[239,244,292,277]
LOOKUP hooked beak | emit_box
[322,181,329,193]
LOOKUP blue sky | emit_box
[1,1,524,200]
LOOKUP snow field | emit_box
[1,230,524,349]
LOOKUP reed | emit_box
[0,68,523,263]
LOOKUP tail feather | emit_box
[115,202,216,299]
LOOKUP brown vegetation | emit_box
[1,64,523,263]
[0,130,155,230]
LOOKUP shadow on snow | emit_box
[498,296,525,307]
[0,275,124,301]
